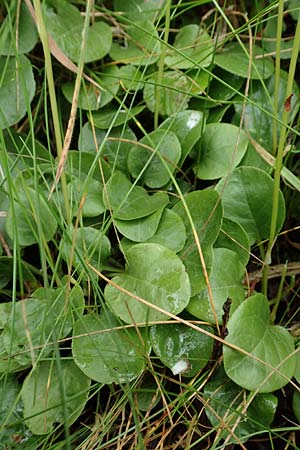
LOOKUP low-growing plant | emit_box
[0,0,300,449]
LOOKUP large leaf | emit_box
[172,190,223,295]
[115,208,164,242]
[204,366,278,444]
[159,110,205,163]
[6,187,57,247]
[3,282,84,366]
[109,20,160,66]
[128,129,181,188]
[223,293,296,392]
[0,2,38,55]
[105,243,191,324]
[143,71,191,116]
[72,310,149,384]
[150,322,214,377]
[214,43,274,79]
[62,66,120,110]
[215,166,285,245]
[43,0,112,63]
[165,25,214,69]
[0,55,35,129]
[21,360,91,435]
[194,123,248,180]
[186,248,245,324]
[234,70,300,152]
[103,171,169,220]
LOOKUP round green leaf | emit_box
[6,187,57,247]
[150,323,214,377]
[113,0,166,22]
[143,71,190,116]
[0,55,35,129]
[43,0,112,63]
[204,366,278,444]
[91,104,145,129]
[66,151,111,183]
[115,208,164,242]
[0,2,38,55]
[60,226,111,275]
[128,129,181,188]
[120,208,187,254]
[205,67,244,106]
[215,166,285,245]
[110,20,160,66]
[172,190,223,295]
[72,310,149,384]
[159,110,205,163]
[165,25,214,69]
[103,171,169,220]
[214,218,250,266]
[141,208,186,253]
[62,66,120,110]
[3,283,84,366]
[0,256,36,289]
[119,65,145,91]
[21,360,91,435]
[78,122,136,175]
[214,43,274,79]
[135,375,161,412]
[223,293,296,393]
[105,243,191,324]
[0,375,40,446]
[68,179,106,217]
[187,248,245,324]
[194,123,248,180]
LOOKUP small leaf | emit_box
[43,0,112,63]
[103,171,169,220]
[109,20,160,66]
[72,310,149,384]
[223,293,296,392]
[159,110,205,163]
[234,71,299,152]
[165,25,214,69]
[186,248,245,324]
[172,190,223,295]
[6,187,57,247]
[214,43,274,79]
[214,218,250,266]
[113,0,167,22]
[60,226,111,275]
[204,366,278,443]
[91,105,144,129]
[115,208,164,242]
[105,243,191,324]
[21,360,91,435]
[0,55,35,129]
[78,122,136,175]
[62,66,120,110]
[0,375,40,446]
[0,2,38,55]
[143,71,191,116]
[194,123,248,180]
[216,166,285,245]
[150,322,214,377]
[68,179,106,217]
[119,65,144,91]
[128,129,181,188]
